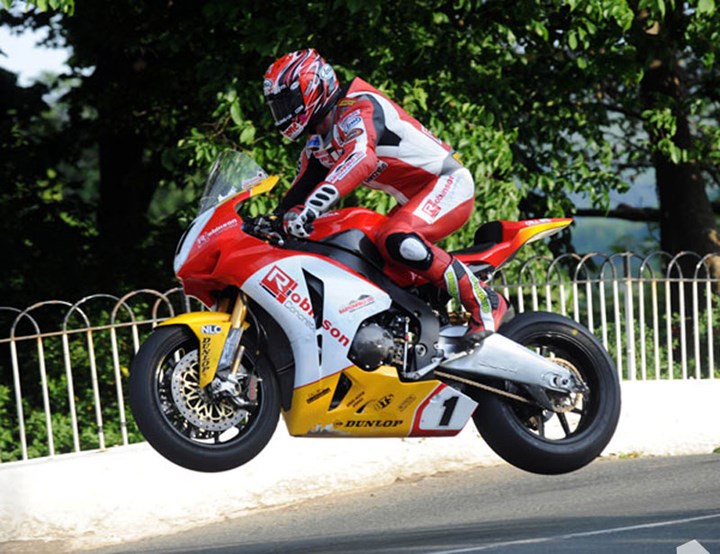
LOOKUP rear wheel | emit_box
[129,325,280,472]
[472,311,621,475]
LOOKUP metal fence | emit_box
[0,288,204,464]
[1,251,718,463]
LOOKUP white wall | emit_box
[1,380,719,552]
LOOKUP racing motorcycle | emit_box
[129,151,621,475]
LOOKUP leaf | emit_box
[230,102,243,126]
[698,0,715,14]
[239,126,255,145]
[568,31,578,50]
[433,11,449,24]
[657,0,666,18]
[669,144,682,164]
[531,21,550,41]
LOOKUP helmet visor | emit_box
[266,86,305,131]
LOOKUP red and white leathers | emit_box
[280,77,506,336]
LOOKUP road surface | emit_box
[90,453,720,553]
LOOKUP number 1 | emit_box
[439,396,459,426]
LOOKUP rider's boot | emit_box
[441,259,509,345]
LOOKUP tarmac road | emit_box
[89,453,720,554]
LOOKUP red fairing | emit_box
[309,208,436,288]
[455,218,573,270]
[309,207,385,238]
[176,201,297,306]
[177,192,572,307]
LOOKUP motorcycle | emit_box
[129,151,621,475]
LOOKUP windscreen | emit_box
[197,151,269,214]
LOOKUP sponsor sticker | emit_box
[339,294,376,314]
[200,336,212,378]
[413,176,455,223]
[306,387,332,404]
[340,128,364,143]
[259,265,350,345]
[421,200,441,219]
[197,219,238,246]
[366,160,388,183]
[200,324,223,335]
[261,265,298,303]
[347,391,366,409]
[374,394,394,410]
[328,151,367,183]
[471,279,492,314]
[339,110,362,133]
[343,420,403,428]
[397,395,417,412]
[443,267,460,305]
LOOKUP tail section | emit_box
[454,218,572,273]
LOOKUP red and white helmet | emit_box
[263,49,340,141]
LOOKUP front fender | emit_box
[159,312,232,388]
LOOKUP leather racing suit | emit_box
[279,77,504,335]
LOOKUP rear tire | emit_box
[472,311,621,475]
[129,325,280,472]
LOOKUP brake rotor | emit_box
[170,351,247,432]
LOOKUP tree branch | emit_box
[575,203,660,222]
[577,200,720,222]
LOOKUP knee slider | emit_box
[385,233,433,270]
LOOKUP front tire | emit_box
[129,325,280,472]
[472,311,621,475]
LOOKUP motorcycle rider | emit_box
[263,48,508,342]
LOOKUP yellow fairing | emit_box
[517,218,573,244]
[158,312,232,388]
[283,365,443,437]
[251,175,279,197]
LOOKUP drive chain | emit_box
[434,370,533,405]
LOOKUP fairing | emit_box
[169,151,574,439]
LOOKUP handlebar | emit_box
[243,214,286,246]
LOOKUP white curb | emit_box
[0,380,718,551]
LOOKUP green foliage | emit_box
[1,0,719,307]
[1,0,74,13]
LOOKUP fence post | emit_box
[624,255,636,381]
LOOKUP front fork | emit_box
[207,293,257,407]
[215,294,249,377]
[158,291,252,401]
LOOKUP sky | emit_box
[0,24,69,86]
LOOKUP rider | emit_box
[263,48,508,341]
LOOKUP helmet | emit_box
[263,49,340,141]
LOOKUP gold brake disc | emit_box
[170,351,247,432]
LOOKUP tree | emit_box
[1,0,719,307]
[450,0,720,275]
[188,0,720,269]
[634,1,720,276]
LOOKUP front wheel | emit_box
[472,311,621,475]
[129,325,280,472]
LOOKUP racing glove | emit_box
[283,204,318,238]
[282,183,340,239]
